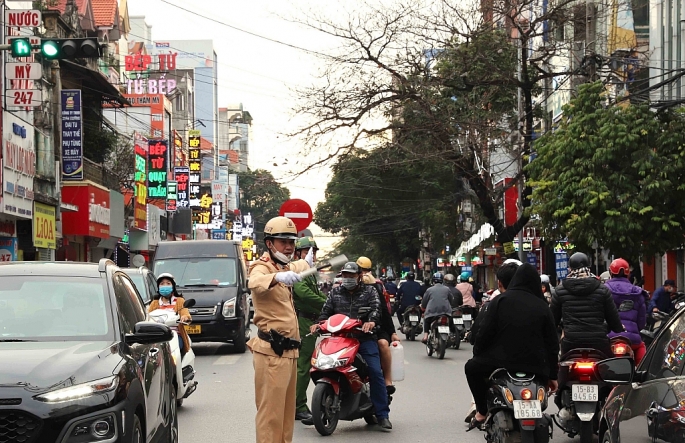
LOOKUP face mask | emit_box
[159,286,173,297]
[342,278,358,290]
[268,243,293,265]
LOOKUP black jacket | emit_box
[551,276,624,343]
[473,264,560,380]
[319,284,381,325]
[367,283,396,336]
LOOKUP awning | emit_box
[60,60,128,106]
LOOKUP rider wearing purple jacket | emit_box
[605,258,647,363]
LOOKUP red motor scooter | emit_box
[309,312,377,436]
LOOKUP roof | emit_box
[92,0,118,27]
[60,60,128,106]
[200,137,213,152]
[47,0,88,16]
[0,261,105,277]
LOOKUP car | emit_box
[122,266,158,305]
[599,305,685,443]
[153,240,251,352]
[0,259,178,443]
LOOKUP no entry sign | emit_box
[279,199,313,233]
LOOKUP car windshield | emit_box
[122,271,146,295]
[0,277,113,342]
[154,258,237,287]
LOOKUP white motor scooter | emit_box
[149,298,198,406]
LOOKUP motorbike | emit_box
[459,305,476,341]
[484,368,553,443]
[641,295,685,346]
[401,303,423,341]
[309,310,378,435]
[425,314,451,360]
[149,299,198,407]
[449,307,465,349]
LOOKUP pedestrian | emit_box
[247,216,313,443]
[291,237,327,426]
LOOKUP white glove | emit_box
[305,247,314,268]
[275,271,302,286]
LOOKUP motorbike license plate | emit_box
[453,318,464,325]
[437,326,450,334]
[409,315,419,322]
[463,314,472,321]
[572,384,598,402]
[185,325,201,334]
[513,400,542,419]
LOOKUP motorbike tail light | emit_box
[520,388,533,400]
[503,388,514,403]
[440,317,448,325]
[612,343,629,356]
[537,387,545,402]
[521,419,536,426]
[572,361,596,381]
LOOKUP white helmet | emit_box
[540,274,550,283]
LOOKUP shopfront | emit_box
[0,216,17,261]
[60,182,111,262]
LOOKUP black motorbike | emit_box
[401,305,423,341]
[484,369,552,443]
[641,295,685,346]
[459,305,476,341]
[449,307,465,349]
[425,314,451,360]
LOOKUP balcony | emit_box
[83,157,119,190]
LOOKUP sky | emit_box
[127,0,343,252]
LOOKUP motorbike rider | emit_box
[396,272,422,323]
[420,272,457,343]
[457,272,476,308]
[384,276,398,299]
[291,237,328,425]
[648,278,678,314]
[551,252,624,412]
[465,263,559,430]
[605,258,648,363]
[357,256,400,397]
[312,262,392,431]
[443,274,463,307]
[148,273,192,355]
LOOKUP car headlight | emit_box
[222,297,237,318]
[35,376,118,403]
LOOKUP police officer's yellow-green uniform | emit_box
[247,217,310,443]
[292,237,327,416]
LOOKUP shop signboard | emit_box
[61,184,110,239]
[133,133,147,230]
[188,140,201,207]
[0,237,18,261]
[2,113,35,219]
[174,167,190,208]
[556,252,569,280]
[147,139,168,198]
[33,202,55,249]
[166,181,177,211]
[61,90,83,180]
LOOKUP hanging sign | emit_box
[174,167,190,208]
[133,134,148,230]
[33,202,55,249]
[166,181,177,211]
[188,146,201,207]
[61,90,83,180]
[147,140,168,198]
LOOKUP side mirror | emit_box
[184,298,196,308]
[595,357,635,384]
[125,321,173,345]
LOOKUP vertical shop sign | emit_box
[147,140,168,198]
[133,134,148,230]
[33,202,56,249]
[174,167,190,208]
[0,237,18,261]
[556,253,568,280]
[188,146,201,208]
[166,181,177,211]
[61,90,83,180]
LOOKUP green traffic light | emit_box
[42,40,60,59]
[11,38,31,57]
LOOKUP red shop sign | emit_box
[61,184,111,239]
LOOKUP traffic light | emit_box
[10,38,31,58]
[40,38,101,60]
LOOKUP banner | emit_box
[33,202,56,249]
[556,253,568,280]
[174,167,190,208]
[166,181,177,211]
[0,237,18,261]
[147,139,168,198]
[61,90,83,180]
[189,146,201,208]
[133,133,147,230]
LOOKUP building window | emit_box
[176,95,185,112]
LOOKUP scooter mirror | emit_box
[184,298,196,308]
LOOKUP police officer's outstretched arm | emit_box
[603,288,625,333]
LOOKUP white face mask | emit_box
[342,278,358,290]
[268,242,293,265]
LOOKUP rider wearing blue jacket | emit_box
[395,273,422,323]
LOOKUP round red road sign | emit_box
[279,199,313,233]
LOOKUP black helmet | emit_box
[407,272,415,280]
[569,252,590,270]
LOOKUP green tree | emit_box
[526,81,685,259]
[238,169,291,245]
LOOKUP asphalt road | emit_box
[177,323,583,442]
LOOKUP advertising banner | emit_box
[2,113,35,219]
[133,133,147,231]
[174,167,190,208]
[556,253,569,280]
[188,146,201,207]
[166,181,177,211]
[147,139,168,198]
[33,202,56,249]
[61,90,83,180]
[0,237,18,261]
[61,184,111,239]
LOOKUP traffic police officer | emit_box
[247,216,313,443]
[292,237,327,425]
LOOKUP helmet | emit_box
[356,256,372,270]
[540,274,550,283]
[569,252,590,270]
[503,258,523,266]
[600,271,611,283]
[460,271,470,281]
[444,273,456,285]
[341,262,361,274]
[263,216,298,241]
[295,236,318,251]
[609,258,630,277]
[406,272,415,280]
[432,272,444,283]
[156,272,177,292]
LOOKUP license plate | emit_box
[463,314,472,321]
[572,384,598,402]
[186,325,201,334]
[410,322,417,326]
[453,318,464,324]
[409,315,419,322]
[513,400,542,419]
[437,326,450,333]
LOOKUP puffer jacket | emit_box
[457,282,475,307]
[319,283,381,329]
[605,277,647,344]
[551,277,624,343]
[421,283,455,318]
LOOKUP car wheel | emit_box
[132,414,143,443]
[168,384,179,442]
